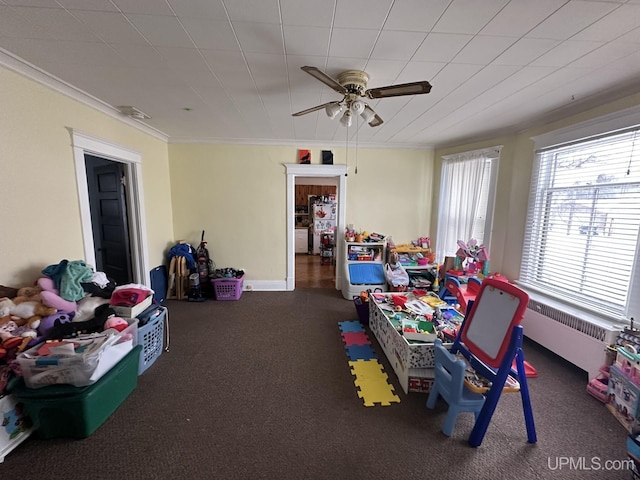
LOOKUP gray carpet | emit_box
[1,288,633,479]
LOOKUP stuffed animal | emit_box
[37,277,77,313]
[49,304,115,339]
[0,299,54,330]
[104,316,128,333]
[13,286,43,304]
[27,311,74,347]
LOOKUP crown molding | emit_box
[0,48,168,143]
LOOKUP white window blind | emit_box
[520,127,640,319]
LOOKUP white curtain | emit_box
[435,150,490,263]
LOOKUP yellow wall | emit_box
[0,66,172,286]
[5,58,639,290]
[434,92,640,281]
[168,144,434,282]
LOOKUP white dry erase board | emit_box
[460,278,529,368]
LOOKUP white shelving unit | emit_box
[341,240,387,300]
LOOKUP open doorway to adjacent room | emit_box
[285,164,347,291]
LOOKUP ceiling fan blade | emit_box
[301,66,347,95]
[366,81,432,99]
[292,101,340,117]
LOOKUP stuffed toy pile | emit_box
[0,259,154,394]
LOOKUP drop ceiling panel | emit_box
[383,0,450,32]
[126,14,194,48]
[328,28,379,59]
[223,0,281,24]
[526,1,620,40]
[1,0,640,147]
[283,26,330,56]
[333,0,392,30]
[370,30,427,61]
[431,0,510,35]
[180,18,240,51]
[412,33,473,62]
[280,0,335,27]
[452,35,518,64]
[232,22,284,55]
[480,0,567,36]
[491,38,560,66]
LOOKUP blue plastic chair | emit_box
[426,339,486,436]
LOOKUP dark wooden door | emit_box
[85,154,133,285]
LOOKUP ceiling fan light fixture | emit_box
[340,110,352,127]
[361,105,375,124]
[325,103,343,119]
[350,100,365,115]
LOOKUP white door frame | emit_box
[285,164,347,291]
[71,129,151,286]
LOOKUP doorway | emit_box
[85,154,133,285]
[71,130,151,286]
[285,164,347,291]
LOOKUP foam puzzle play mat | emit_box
[338,320,400,407]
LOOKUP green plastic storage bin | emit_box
[12,345,141,439]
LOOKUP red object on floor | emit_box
[341,331,371,346]
[513,359,538,378]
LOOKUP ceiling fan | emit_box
[292,66,432,128]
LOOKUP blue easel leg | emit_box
[515,349,537,443]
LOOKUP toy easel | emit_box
[449,277,537,447]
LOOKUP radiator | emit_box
[521,298,623,380]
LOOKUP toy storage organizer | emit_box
[341,240,387,300]
[368,292,452,394]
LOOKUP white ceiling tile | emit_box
[428,63,485,97]
[370,30,427,60]
[384,0,450,32]
[0,6,44,38]
[283,26,330,56]
[126,14,194,48]
[223,0,281,24]
[155,46,210,72]
[329,28,379,58]
[491,37,560,66]
[412,33,473,62]
[452,35,517,64]
[201,49,248,73]
[395,61,445,84]
[232,22,284,54]
[431,0,510,34]
[8,6,98,42]
[280,0,335,27]
[526,0,619,40]
[182,72,226,91]
[108,43,167,69]
[334,0,393,29]
[3,0,61,6]
[530,40,604,67]
[616,26,640,43]
[70,10,148,45]
[570,40,640,68]
[167,0,228,20]
[180,18,238,51]
[363,59,408,84]
[325,56,368,73]
[572,4,640,42]
[58,0,118,11]
[480,0,567,36]
[111,0,174,15]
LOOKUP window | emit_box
[520,126,640,320]
[435,147,500,263]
